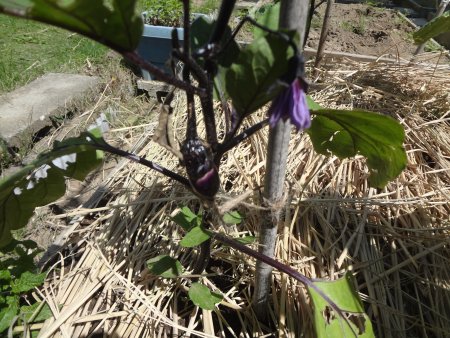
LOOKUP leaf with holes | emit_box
[307,109,406,188]
[188,283,222,310]
[0,0,143,51]
[0,130,105,248]
[413,11,450,44]
[309,272,375,337]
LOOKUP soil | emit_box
[182,1,445,60]
[306,3,420,59]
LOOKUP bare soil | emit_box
[306,3,420,59]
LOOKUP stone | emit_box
[0,73,99,147]
[410,17,429,27]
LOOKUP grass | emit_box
[340,16,368,35]
[192,0,220,14]
[0,15,108,94]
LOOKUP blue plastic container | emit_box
[137,24,184,80]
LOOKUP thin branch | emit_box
[123,51,205,97]
[216,118,269,163]
[211,230,357,336]
[208,0,237,45]
[92,139,190,188]
[181,0,197,140]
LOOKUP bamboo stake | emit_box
[313,0,335,74]
[252,0,310,319]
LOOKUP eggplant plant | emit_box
[0,0,408,336]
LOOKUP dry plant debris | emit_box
[35,58,450,338]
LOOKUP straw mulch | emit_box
[35,58,450,338]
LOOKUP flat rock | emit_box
[409,17,428,27]
[0,73,99,147]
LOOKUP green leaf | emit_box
[223,33,294,118]
[11,271,45,294]
[0,296,19,333]
[0,0,143,51]
[413,11,450,44]
[308,109,406,188]
[252,2,280,39]
[0,131,105,248]
[20,302,52,323]
[308,272,375,338]
[222,211,243,225]
[235,235,256,245]
[146,255,183,279]
[0,270,11,284]
[180,225,210,248]
[190,16,240,101]
[188,283,222,310]
[190,16,240,67]
[306,95,323,111]
[171,206,200,231]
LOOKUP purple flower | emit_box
[268,78,311,131]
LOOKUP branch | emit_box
[211,230,354,334]
[91,138,191,188]
[123,51,205,97]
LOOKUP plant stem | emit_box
[181,0,197,140]
[252,0,310,319]
[212,231,349,325]
[95,140,190,187]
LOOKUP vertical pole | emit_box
[313,0,334,74]
[252,0,310,319]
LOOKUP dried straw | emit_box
[35,58,450,337]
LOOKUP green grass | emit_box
[192,0,221,14]
[0,15,108,94]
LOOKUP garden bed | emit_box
[306,2,447,60]
[33,57,450,337]
[7,2,450,337]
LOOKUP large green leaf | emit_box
[10,271,45,294]
[413,11,450,44]
[0,0,143,51]
[308,109,406,188]
[252,1,280,39]
[222,33,294,117]
[0,131,105,248]
[308,273,374,338]
[0,296,19,333]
